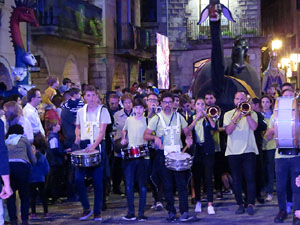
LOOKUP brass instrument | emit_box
[206,105,221,120]
[238,102,252,115]
[155,106,162,114]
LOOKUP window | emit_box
[141,0,157,22]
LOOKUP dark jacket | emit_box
[47,132,65,167]
[254,111,267,151]
[0,120,9,175]
[29,151,50,183]
[193,118,217,155]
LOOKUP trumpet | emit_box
[155,106,162,114]
[238,101,252,115]
[206,105,221,120]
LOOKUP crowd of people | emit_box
[0,77,300,224]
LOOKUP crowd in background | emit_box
[0,76,298,224]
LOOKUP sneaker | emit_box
[235,205,245,214]
[94,214,102,221]
[207,205,215,215]
[166,212,176,222]
[223,189,233,195]
[179,212,195,222]
[156,202,163,211]
[151,203,157,210]
[216,192,223,200]
[122,214,136,221]
[44,213,51,219]
[80,210,93,221]
[195,201,202,213]
[246,204,255,215]
[201,197,207,202]
[265,194,273,202]
[29,214,37,220]
[287,202,293,214]
[137,215,148,221]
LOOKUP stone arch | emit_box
[0,56,13,90]
[62,55,80,84]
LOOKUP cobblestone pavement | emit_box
[20,191,294,225]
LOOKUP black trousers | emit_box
[30,182,48,214]
[228,153,256,205]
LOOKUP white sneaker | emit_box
[207,205,215,215]
[265,194,273,202]
[195,201,202,213]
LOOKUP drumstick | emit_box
[182,145,188,154]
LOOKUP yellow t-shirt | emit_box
[223,109,258,156]
[263,117,276,150]
[42,86,56,106]
[148,111,187,148]
[123,117,147,147]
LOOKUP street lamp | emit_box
[272,40,282,51]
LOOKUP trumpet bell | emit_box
[206,106,221,120]
[238,102,252,115]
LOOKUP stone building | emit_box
[142,0,265,93]
[0,0,153,93]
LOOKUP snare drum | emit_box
[165,152,193,171]
[71,150,101,167]
[274,97,300,148]
[121,144,149,159]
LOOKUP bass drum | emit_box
[274,97,300,148]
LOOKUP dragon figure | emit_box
[3,0,39,97]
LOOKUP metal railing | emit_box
[187,18,260,40]
[35,0,102,36]
[116,23,151,50]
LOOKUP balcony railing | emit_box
[34,0,102,44]
[116,23,151,51]
[187,18,260,40]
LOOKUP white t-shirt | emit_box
[76,105,111,141]
[224,109,258,156]
[123,116,147,147]
[23,103,45,136]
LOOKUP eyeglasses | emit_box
[147,99,157,102]
[162,101,173,105]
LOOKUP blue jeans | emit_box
[75,140,106,215]
[275,156,300,211]
[123,158,149,216]
[263,149,275,194]
[228,153,256,205]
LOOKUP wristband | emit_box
[232,121,238,125]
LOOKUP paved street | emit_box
[23,190,294,225]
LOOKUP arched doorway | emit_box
[63,56,80,84]
[0,56,13,91]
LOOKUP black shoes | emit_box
[246,204,255,215]
[235,205,245,214]
[274,210,287,223]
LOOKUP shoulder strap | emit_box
[157,113,167,128]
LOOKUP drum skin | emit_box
[71,150,101,167]
[165,152,193,171]
[274,97,300,148]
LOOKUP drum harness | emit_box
[82,104,104,152]
[157,112,181,155]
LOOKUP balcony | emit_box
[187,18,260,40]
[115,23,153,59]
[31,0,102,45]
